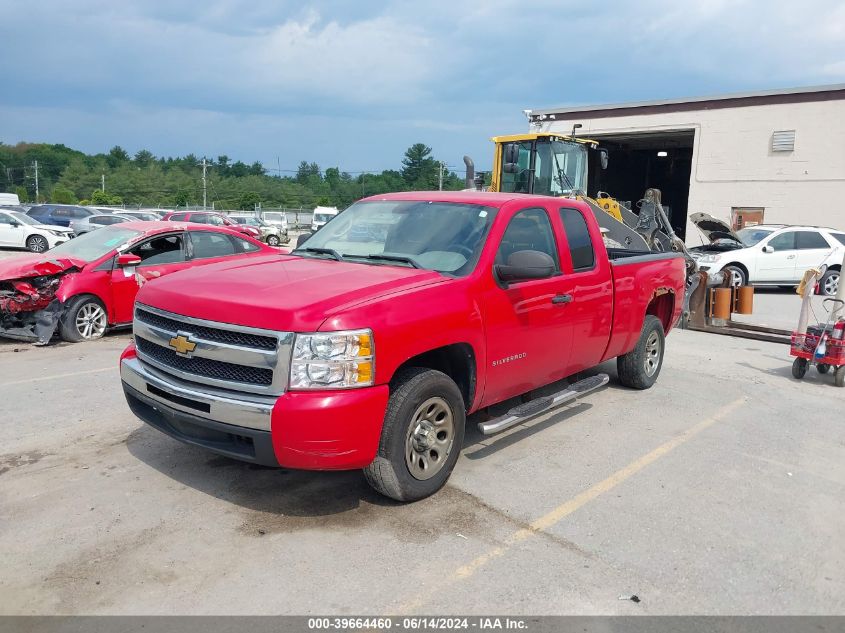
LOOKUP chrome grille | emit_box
[136,308,277,350]
[136,337,273,386]
[133,303,293,395]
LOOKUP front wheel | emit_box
[817,363,830,375]
[617,315,665,390]
[364,368,465,502]
[723,265,747,287]
[266,235,280,247]
[792,357,808,380]
[59,295,108,342]
[26,234,49,253]
[834,366,845,388]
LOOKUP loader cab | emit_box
[492,134,605,198]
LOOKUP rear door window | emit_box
[558,207,595,271]
[831,233,845,246]
[795,231,830,249]
[189,230,237,259]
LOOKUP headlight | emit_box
[47,230,64,237]
[698,253,722,263]
[290,329,374,389]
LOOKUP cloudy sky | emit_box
[1,0,843,173]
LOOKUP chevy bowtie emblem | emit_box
[169,333,197,357]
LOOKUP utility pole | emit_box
[33,160,39,201]
[101,173,105,192]
[202,158,207,210]
[438,162,444,191]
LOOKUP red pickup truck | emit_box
[121,192,686,501]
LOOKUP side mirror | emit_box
[495,250,556,284]
[295,231,313,248]
[117,253,142,267]
[504,144,519,164]
[762,245,774,254]
[599,148,609,170]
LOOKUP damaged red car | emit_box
[0,221,276,344]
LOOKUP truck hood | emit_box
[136,253,449,331]
[689,212,743,245]
[0,254,87,280]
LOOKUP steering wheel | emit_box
[445,244,473,259]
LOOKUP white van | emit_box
[0,193,21,206]
[311,206,339,232]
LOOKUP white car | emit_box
[690,213,845,296]
[261,211,289,232]
[0,210,74,253]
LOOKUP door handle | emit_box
[551,294,573,304]
[787,255,796,259]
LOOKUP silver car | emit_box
[116,211,164,222]
[229,215,289,246]
[69,213,131,236]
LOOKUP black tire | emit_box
[266,235,280,247]
[26,234,49,253]
[723,265,747,287]
[59,295,108,342]
[817,363,830,375]
[617,315,665,390]
[835,366,845,388]
[819,269,840,297]
[364,368,465,502]
[792,357,808,380]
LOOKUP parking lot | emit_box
[1,269,844,615]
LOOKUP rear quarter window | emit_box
[559,207,595,271]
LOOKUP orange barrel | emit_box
[734,286,754,315]
[711,288,732,321]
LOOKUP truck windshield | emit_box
[297,200,497,276]
[48,226,142,261]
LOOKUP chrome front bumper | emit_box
[120,356,276,431]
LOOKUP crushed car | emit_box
[0,221,277,345]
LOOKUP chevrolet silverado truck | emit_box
[121,191,686,501]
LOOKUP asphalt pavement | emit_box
[1,322,843,615]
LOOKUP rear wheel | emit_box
[819,269,840,297]
[59,295,108,342]
[835,366,845,388]
[792,357,808,380]
[26,234,49,253]
[617,315,665,390]
[364,368,465,502]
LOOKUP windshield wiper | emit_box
[347,253,422,269]
[292,246,344,261]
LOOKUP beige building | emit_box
[528,84,845,246]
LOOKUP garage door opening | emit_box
[587,130,694,240]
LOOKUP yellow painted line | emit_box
[0,366,114,387]
[396,396,748,613]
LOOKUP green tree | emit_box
[401,143,438,188]
[238,191,260,210]
[107,145,130,168]
[51,186,78,204]
[134,149,154,167]
[15,185,29,203]
[90,190,123,205]
[174,190,190,207]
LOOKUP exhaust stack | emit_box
[463,156,475,190]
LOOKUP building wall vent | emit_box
[771,130,795,152]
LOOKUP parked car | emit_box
[311,206,339,232]
[0,193,21,206]
[161,211,262,240]
[0,210,74,252]
[120,191,686,501]
[261,211,289,232]
[690,213,845,295]
[26,204,97,227]
[228,214,289,246]
[70,213,131,236]
[117,211,164,222]
[0,221,276,344]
